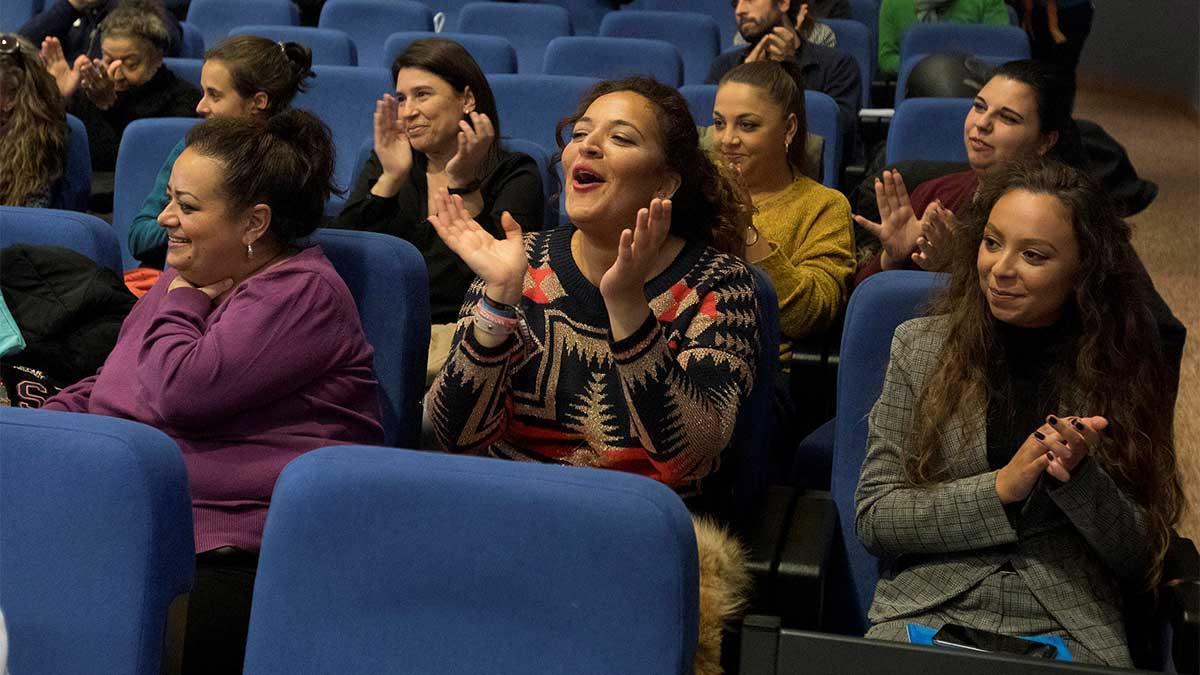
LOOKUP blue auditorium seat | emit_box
[318,0,432,72]
[487,73,597,156]
[679,83,715,125]
[825,18,873,107]
[885,97,972,165]
[186,0,299,56]
[899,22,1030,69]
[52,113,91,212]
[805,90,843,188]
[848,0,880,49]
[243,446,699,675]
[113,117,201,270]
[822,271,946,631]
[0,206,122,273]
[536,0,620,35]
[628,0,737,51]
[380,31,517,73]
[543,36,683,87]
[292,65,394,214]
[457,2,572,73]
[310,229,430,447]
[500,137,557,227]
[599,10,720,85]
[179,20,205,58]
[163,57,203,87]
[1,0,42,31]
[0,407,194,675]
[230,25,357,66]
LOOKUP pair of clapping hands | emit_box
[854,170,957,271]
[996,415,1109,504]
[40,36,119,107]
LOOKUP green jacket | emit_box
[878,0,1011,76]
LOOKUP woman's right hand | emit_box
[853,169,921,270]
[428,189,526,305]
[995,422,1056,504]
[41,37,82,98]
[371,94,412,196]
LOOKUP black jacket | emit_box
[18,0,182,62]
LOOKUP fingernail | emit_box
[1033,431,1045,440]
[1047,450,1057,461]
[1047,415,1058,425]
[1071,419,1085,431]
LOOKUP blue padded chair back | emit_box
[487,73,597,155]
[0,407,194,675]
[380,31,517,73]
[679,83,715,125]
[113,117,201,270]
[163,56,203,86]
[806,90,842,189]
[500,137,557,227]
[848,0,880,43]
[885,97,971,165]
[179,20,205,58]
[293,66,394,212]
[899,23,1030,69]
[244,446,699,675]
[632,0,737,50]
[825,18,873,108]
[457,2,572,73]
[230,25,356,65]
[544,36,683,87]
[536,0,618,35]
[0,0,42,31]
[0,206,122,273]
[50,113,92,212]
[894,52,1008,106]
[318,0,431,71]
[309,229,430,447]
[186,0,298,54]
[828,270,945,632]
[599,11,720,85]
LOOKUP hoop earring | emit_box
[246,242,254,259]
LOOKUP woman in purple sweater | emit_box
[44,109,383,675]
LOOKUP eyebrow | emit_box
[976,95,1026,122]
[578,115,644,137]
[167,185,198,200]
[984,223,1059,252]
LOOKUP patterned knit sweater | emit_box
[427,226,761,492]
[751,173,855,341]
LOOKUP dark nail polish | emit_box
[1058,439,1069,446]
[1033,431,1046,440]
[1071,419,1085,431]
[1047,450,1057,461]
[1047,415,1058,425]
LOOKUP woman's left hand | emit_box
[599,198,672,304]
[169,274,234,300]
[1042,415,1107,481]
[80,57,117,109]
[444,112,495,191]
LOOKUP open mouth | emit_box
[571,165,606,189]
[166,234,191,246]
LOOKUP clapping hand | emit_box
[41,37,83,97]
[373,94,413,183]
[912,200,957,271]
[853,170,921,270]
[79,57,118,109]
[599,198,672,304]
[1040,415,1106,482]
[428,189,526,306]
[745,26,800,63]
[445,111,495,191]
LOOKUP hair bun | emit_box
[281,41,315,92]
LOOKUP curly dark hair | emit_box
[554,76,751,257]
[907,159,1183,589]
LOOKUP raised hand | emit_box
[599,198,672,303]
[912,200,956,271]
[746,26,800,63]
[428,189,526,305]
[853,169,921,270]
[1041,415,1107,482]
[444,111,495,190]
[79,57,117,109]
[41,38,82,97]
[372,94,413,188]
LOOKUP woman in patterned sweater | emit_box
[425,77,761,498]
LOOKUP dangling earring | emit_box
[246,242,254,259]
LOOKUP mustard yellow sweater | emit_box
[750,173,855,340]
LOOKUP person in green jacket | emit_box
[877,0,1011,76]
[127,35,314,268]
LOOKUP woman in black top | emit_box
[331,38,544,383]
[42,0,198,171]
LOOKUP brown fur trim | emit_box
[692,516,751,675]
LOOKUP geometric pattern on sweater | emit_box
[428,226,760,490]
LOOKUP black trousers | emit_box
[183,548,258,675]
[1024,1,1095,93]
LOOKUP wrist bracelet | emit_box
[480,293,517,318]
[474,298,520,336]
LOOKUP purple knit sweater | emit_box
[44,246,383,553]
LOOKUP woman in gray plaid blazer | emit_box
[855,160,1184,667]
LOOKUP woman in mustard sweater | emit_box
[712,60,855,344]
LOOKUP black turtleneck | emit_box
[985,317,1076,471]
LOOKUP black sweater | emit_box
[329,148,544,324]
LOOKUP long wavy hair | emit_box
[907,159,1183,589]
[0,35,66,206]
[554,76,751,257]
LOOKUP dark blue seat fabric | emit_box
[825,18,873,107]
[52,113,91,212]
[309,229,430,447]
[543,36,683,87]
[0,206,122,273]
[806,90,843,188]
[163,57,203,87]
[113,117,201,270]
[186,0,298,57]
[628,0,738,51]
[899,22,1030,68]
[457,2,572,73]
[0,407,194,675]
[679,83,715,126]
[885,97,972,165]
[500,137,558,227]
[318,0,431,71]
[380,31,517,73]
[179,20,205,58]
[1,0,42,31]
[826,270,946,632]
[599,10,720,85]
[243,446,699,675]
[230,25,357,65]
[487,73,597,155]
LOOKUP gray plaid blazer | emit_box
[855,316,1151,668]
